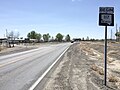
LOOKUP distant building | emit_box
[0,37,7,43]
[0,37,8,46]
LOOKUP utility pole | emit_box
[6,29,8,37]
[116,23,118,32]
[6,29,10,47]
[116,24,118,39]
[116,24,118,41]
[119,27,120,32]
[111,29,112,40]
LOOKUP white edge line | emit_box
[28,46,70,90]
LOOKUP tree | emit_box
[8,31,14,47]
[82,37,84,41]
[36,33,42,41]
[115,32,120,37]
[43,33,50,42]
[8,30,20,47]
[56,33,64,42]
[8,31,14,40]
[27,31,41,41]
[27,31,36,39]
[86,36,89,41]
[65,34,71,42]
[15,32,20,39]
[115,32,120,41]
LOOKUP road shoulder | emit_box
[39,43,100,90]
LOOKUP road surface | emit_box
[0,43,71,90]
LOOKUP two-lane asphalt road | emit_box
[0,43,71,90]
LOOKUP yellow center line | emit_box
[0,48,54,68]
[0,55,33,68]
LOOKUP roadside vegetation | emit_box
[1,29,120,53]
[115,32,120,42]
[0,30,73,51]
[27,31,71,42]
[81,42,120,89]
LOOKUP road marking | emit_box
[0,55,31,68]
[28,46,70,90]
[0,50,48,68]
[0,59,20,68]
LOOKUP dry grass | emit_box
[98,68,104,75]
[108,75,119,82]
[0,46,7,52]
[108,59,115,63]
[108,51,119,56]
[80,45,95,56]
[91,64,104,75]
[0,45,2,51]
[91,64,98,71]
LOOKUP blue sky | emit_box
[0,0,120,39]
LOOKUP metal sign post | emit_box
[99,7,114,86]
[104,26,107,85]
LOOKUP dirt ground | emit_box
[0,43,54,56]
[0,43,62,56]
[80,41,120,90]
[0,44,38,56]
[43,42,120,90]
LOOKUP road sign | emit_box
[98,7,114,86]
[99,7,114,14]
[99,7,114,26]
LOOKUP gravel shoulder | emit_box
[42,43,100,90]
[41,42,120,90]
